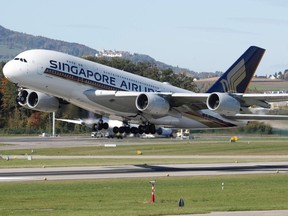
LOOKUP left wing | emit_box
[56,118,85,125]
[232,114,288,120]
[171,92,288,109]
[85,90,288,119]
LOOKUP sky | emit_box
[1,0,288,76]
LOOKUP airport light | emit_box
[149,180,156,203]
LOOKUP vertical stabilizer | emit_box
[206,46,265,93]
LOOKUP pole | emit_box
[52,112,55,137]
[149,180,156,203]
[151,183,155,203]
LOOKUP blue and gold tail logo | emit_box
[206,46,265,93]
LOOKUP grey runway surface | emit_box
[0,136,105,150]
[0,161,287,182]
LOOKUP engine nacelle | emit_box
[135,93,170,116]
[26,91,60,112]
[207,93,240,116]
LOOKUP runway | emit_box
[0,162,287,182]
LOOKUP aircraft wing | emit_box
[85,90,288,118]
[232,114,288,120]
[170,92,288,109]
[56,118,84,125]
[239,93,288,108]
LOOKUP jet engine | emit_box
[135,93,170,116]
[17,89,60,112]
[206,92,240,116]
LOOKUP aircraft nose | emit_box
[3,60,15,81]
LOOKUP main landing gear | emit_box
[113,123,156,135]
[92,120,109,131]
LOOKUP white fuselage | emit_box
[3,49,246,129]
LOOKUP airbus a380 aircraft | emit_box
[3,46,288,134]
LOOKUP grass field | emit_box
[0,175,288,216]
[1,137,288,168]
[3,137,288,156]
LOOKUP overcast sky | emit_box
[1,0,288,75]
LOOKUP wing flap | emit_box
[241,93,288,102]
[236,93,288,108]
[232,114,288,120]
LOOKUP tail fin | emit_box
[206,46,265,93]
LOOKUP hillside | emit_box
[0,25,98,60]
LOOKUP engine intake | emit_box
[17,89,31,107]
[207,93,240,116]
[136,93,170,116]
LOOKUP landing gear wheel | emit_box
[138,125,144,134]
[149,124,156,134]
[113,127,119,134]
[119,126,125,134]
[131,127,139,134]
[102,122,109,130]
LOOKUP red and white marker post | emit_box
[149,180,156,203]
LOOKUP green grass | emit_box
[2,138,288,156]
[0,174,287,216]
[1,137,288,168]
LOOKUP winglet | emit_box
[206,46,265,93]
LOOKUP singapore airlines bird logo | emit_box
[220,59,246,93]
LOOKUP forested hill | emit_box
[0,25,97,60]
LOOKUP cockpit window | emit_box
[14,57,27,63]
